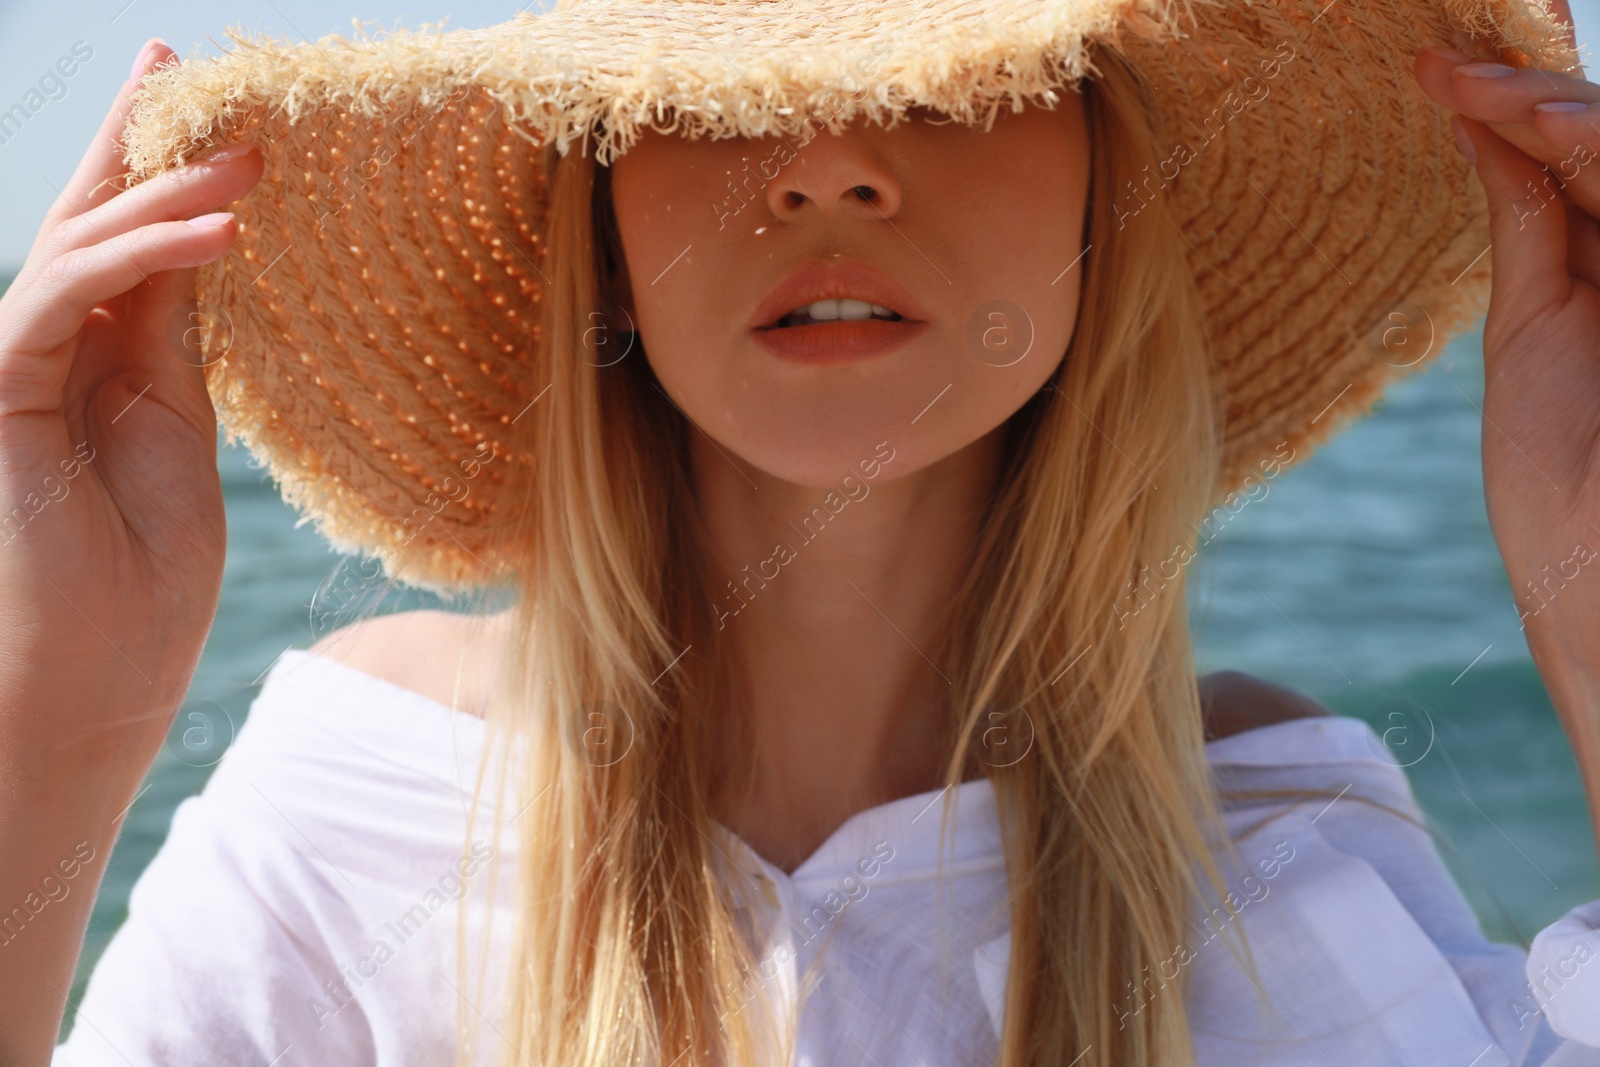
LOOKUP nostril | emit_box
[851,186,875,202]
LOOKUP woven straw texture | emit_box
[118,0,1579,594]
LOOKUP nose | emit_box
[763,128,903,222]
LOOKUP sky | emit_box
[0,0,551,269]
[1,0,1597,271]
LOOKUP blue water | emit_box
[27,292,1600,1020]
[1187,328,1600,945]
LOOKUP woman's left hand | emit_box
[1411,4,1600,848]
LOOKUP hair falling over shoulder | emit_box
[447,45,1284,1067]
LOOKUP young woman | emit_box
[4,2,1600,1065]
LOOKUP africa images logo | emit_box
[1111,40,1299,230]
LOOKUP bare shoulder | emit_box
[1197,669,1338,742]
[306,607,516,717]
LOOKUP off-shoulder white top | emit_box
[51,649,1600,1066]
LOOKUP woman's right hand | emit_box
[0,37,262,791]
[0,38,266,1066]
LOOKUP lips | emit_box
[749,260,932,365]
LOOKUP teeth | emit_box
[806,295,844,321]
[779,299,902,326]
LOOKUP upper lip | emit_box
[748,260,931,330]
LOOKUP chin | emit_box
[704,398,1014,490]
[722,423,911,489]
[647,330,1059,489]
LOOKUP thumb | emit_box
[1456,113,1570,332]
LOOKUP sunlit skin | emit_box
[1410,0,1600,859]
[607,99,1090,869]
[608,101,1089,485]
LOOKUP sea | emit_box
[4,268,1595,1028]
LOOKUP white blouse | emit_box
[50,649,1600,1066]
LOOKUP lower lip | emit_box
[752,319,929,364]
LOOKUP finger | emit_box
[1521,174,1600,291]
[123,261,217,444]
[0,217,236,415]
[1529,102,1600,210]
[58,260,221,444]
[1454,114,1572,362]
[1415,47,1598,160]
[32,39,176,256]
[43,142,261,260]
[1561,184,1600,290]
[1415,47,1600,221]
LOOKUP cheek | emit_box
[952,202,1083,378]
[949,112,1089,382]
[610,143,748,376]
[610,172,714,321]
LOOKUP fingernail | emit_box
[1457,62,1517,78]
[127,39,156,81]
[1451,115,1478,164]
[1535,100,1592,112]
[185,211,234,229]
[1421,45,1474,63]
[195,141,257,166]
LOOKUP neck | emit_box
[693,428,1002,873]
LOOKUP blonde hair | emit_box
[432,42,1366,1067]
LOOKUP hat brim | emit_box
[119,0,1578,593]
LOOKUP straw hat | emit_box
[118,0,1578,594]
